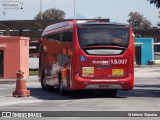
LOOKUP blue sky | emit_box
[0,0,159,26]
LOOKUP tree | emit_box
[147,0,160,26]
[158,11,160,26]
[127,12,152,29]
[148,0,160,8]
[34,8,65,20]
[143,18,153,29]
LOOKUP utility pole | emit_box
[40,0,42,20]
[74,0,76,20]
[2,12,5,20]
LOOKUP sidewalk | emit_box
[0,79,16,84]
[0,75,39,84]
[135,65,160,68]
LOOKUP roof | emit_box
[0,19,109,41]
[0,20,62,30]
[0,19,110,30]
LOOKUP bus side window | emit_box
[62,30,73,43]
[45,33,60,42]
[55,33,61,42]
[45,35,52,41]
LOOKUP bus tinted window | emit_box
[78,26,129,48]
[45,33,61,41]
[62,31,73,43]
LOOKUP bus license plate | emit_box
[82,67,94,74]
[112,69,123,76]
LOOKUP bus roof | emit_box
[42,20,130,36]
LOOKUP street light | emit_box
[40,0,42,20]
[2,12,5,20]
[74,0,76,20]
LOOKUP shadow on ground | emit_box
[119,84,160,98]
[28,87,126,100]
[28,84,160,100]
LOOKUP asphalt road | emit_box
[0,67,160,119]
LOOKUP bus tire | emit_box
[41,71,52,91]
[100,89,117,97]
[58,71,66,96]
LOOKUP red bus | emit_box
[39,20,134,96]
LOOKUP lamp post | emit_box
[74,0,76,20]
[2,12,5,20]
[40,0,42,20]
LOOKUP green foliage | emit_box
[158,11,160,26]
[29,70,38,75]
[147,0,160,26]
[34,8,65,20]
[127,12,152,29]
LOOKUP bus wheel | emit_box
[58,71,66,96]
[41,73,52,91]
[100,89,117,97]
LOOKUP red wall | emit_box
[0,36,29,79]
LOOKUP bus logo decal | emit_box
[80,56,86,62]
[92,60,110,65]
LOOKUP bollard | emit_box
[12,70,30,97]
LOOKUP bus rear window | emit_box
[77,25,129,48]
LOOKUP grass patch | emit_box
[29,70,38,75]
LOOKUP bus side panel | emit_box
[127,27,135,89]
[70,25,81,89]
[40,31,73,89]
[59,42,72,89]
[39,39,60,86]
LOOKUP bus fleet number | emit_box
[111,59,128,65]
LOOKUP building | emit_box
[154,42,160,60]
[135,38,154,65]
[134,29,160,42]
[0,36,29,79]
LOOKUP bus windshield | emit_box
[77,25,129,48]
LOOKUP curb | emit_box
[0,80,39,84]
[135,65,160,68]
[0,79,16,84]
[0,76,38,84]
